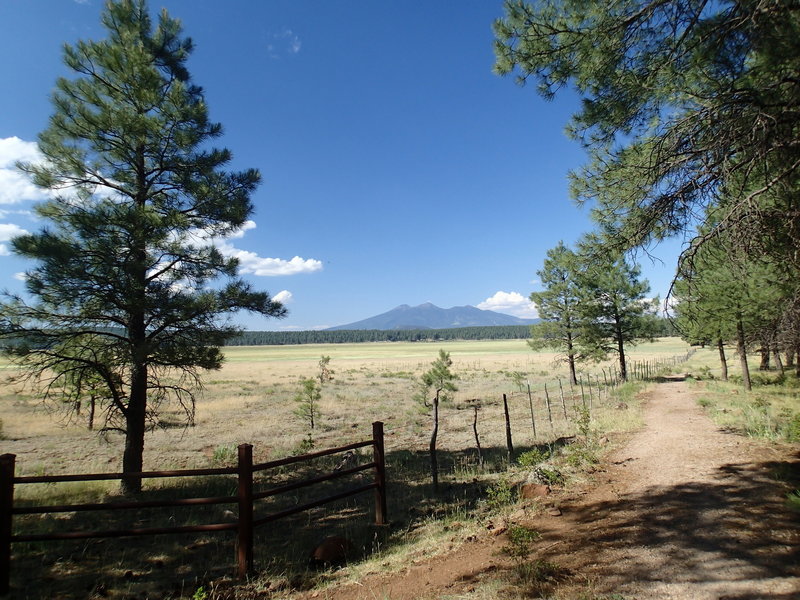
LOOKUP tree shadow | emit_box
[534,453,800,595]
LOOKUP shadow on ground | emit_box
[534,453,800,596]
[6,443,542,599]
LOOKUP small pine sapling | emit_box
[419,349,457,491]
[294,377,322,449]
[318,355,335,384]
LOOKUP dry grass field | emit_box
[0,337,692,599]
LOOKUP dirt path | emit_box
[302,378,800,599]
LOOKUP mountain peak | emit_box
[328,303,537,330]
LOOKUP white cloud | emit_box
[227,220,257,239]
[477,291,538,319]
[273,290,293,304]
[0,223,29,256]
[181,221,322,278]
[0,137,49,205]
[268,28,302,58]
[217,241,323,276]
[0,223,28,242]
[13,272,27,281]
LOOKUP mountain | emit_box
[327,302,538,330]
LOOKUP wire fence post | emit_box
[372,421,388,526]
[0,454,15,596]
[236,444,254,579]
[526,382,537,440]
[503,394,514,462]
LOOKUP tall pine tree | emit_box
[578,247,659,382]
[528,241,587,385]
[1,0,285,493]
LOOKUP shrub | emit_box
[787,490,800,513]
[517,447,550,467]
[485,478,515,510]
[503,525,540,559]
[211,445,236,466]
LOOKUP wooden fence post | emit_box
[0,454,15,596]
[236,444,254,579]
[526,382,537,439]
[372,421,388,526]
[502,394,514,462]
[543,383,554,434]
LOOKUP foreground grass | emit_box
[682,347,800,443]
[0,338,689,599]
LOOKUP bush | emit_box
[530,465,564,486]
[778,410,800,442]
[503,525,540,559]
[517,447,550,467]
[787,490,800,513]
[485,478,515,510]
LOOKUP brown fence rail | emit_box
[0,421,387,596]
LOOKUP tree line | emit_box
[229,325,531,345]
[228,321,677,347]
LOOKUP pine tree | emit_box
[577,250,659,382]
[418,350,457,491]
[493,1,800,261]
[0,0,285,493]
[528,241,587,385]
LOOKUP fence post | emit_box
[0,454,15,596]
[502,394,514,462]
[526,382,537,439]
[372,421,388,526]
[236,444,254,579]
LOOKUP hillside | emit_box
[327,302,538,330]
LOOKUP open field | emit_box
[0,338,694,598]
[1,338,691,477]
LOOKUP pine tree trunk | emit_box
[566,335,578,386]
[122,361,147,495]
[429,393,439,492]
[717,338,728,381]
[774,346,784,375]
[759,347,770,371]
[796,345,800,378]
[615,318,627,382]
[736,316,752,391]
[786,351,795,368]
[88,396,95,431]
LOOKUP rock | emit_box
[486,519,507,535]
[309,536,355,566]
[520,483,551,499]
[547,507,562,516]
[598,436,610,445]
[508,509,526,523]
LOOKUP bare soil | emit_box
[301,377,800,599]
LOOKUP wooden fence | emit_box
[0,421,387,596]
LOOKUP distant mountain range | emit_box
[327,302,538,330]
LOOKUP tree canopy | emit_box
[494,0,800,263]
[528,241,586,384]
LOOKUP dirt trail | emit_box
[304,378,800,599]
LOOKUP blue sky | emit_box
[0,1,685,331]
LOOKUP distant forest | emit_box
[228,319,677,346]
